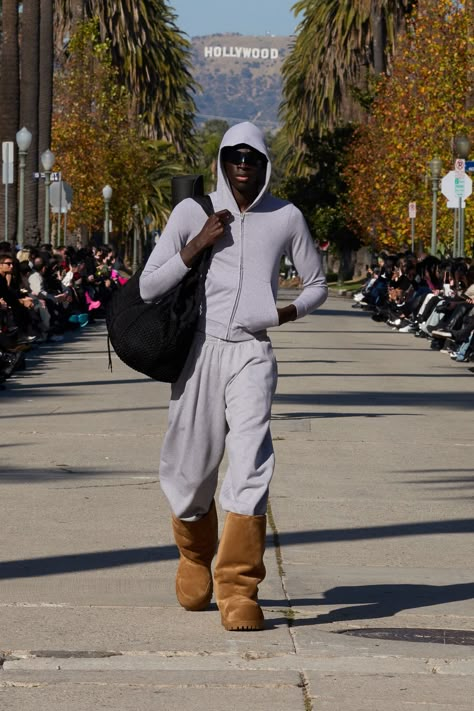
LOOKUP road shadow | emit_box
[271,411,408,420]
[0,404,167,419]
[277,372,472,379]
[274,390,474,411]
[0,463,160,483]
[1,519,472,581]
[264,581,474,627]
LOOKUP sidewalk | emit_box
[1,294,473,710]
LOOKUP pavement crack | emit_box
[267,500,314,710]
[267,502,297,647]
[30,650,122,659]
[298,671,313,711]
[0,653,20,666]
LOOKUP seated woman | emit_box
[0,253,37,343]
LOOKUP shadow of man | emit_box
[276,581,474,626]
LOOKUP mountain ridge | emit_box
[189,33,292,130]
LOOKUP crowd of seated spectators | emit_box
[0,241,128,386]
[352,251,474,372]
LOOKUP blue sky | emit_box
[169,0,298,38]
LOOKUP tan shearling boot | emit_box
[214,512,266,631]
[172,501,218,611]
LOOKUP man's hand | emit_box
[197,210,232,249]
[277,305,297,325]
[181,210,232,267]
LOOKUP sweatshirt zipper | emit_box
[226,212,245,339]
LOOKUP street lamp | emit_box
[454,134,471,160]
[102,184,112,243]
[429,156,442,255]
[15,127,32,248]
[41,148,55,245]
[132,204,139,273]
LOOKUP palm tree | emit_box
[20,1,40,237]
[54,0,196,154]
[0,0,20,241]
[280,0,415,170]
[136,141,184,232]
[37,0,55,240]
[0,1,55,243]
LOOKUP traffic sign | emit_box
[454,176,465,197]
[2,141,14,184]
[34,171,61,181]
[454,158,465,177]
[441,170,472,204]
[50,181,73,213]
[408,201,416,219]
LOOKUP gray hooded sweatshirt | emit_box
[140,122,328,342]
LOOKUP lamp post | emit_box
[132,204,139,273]
[102,185,112,243]
[454,135,471,161]
[41,149,55,245]
[429,156,442,256]
[454,135,471,258]
[15,127,32,248]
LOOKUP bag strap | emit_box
[192,194,214,271]
[107,333,113,373]
[192,194,214,217]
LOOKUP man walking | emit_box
[140,122,327,630]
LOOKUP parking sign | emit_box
[455,158,465,177]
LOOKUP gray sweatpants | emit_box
[159,333,278,519]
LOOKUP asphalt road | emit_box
[1,293,473,710]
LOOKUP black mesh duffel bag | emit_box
[106,196,213,383]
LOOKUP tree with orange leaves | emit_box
[52,21,182,243]
[345,0,474,255]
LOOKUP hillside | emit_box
[190,34,292,130]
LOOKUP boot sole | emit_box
[222,620,264,631]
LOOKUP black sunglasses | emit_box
[222,147,266,167]
[2,261,13,266]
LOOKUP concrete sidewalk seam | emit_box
[268,501,314,710]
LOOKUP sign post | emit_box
[455,159,466,257]
[441,168,472,257]
[408,202,416,253]
[50,178,73,246]
[2,141,14,240]
[57,173,62,246]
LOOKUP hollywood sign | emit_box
[204,46,279,60]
